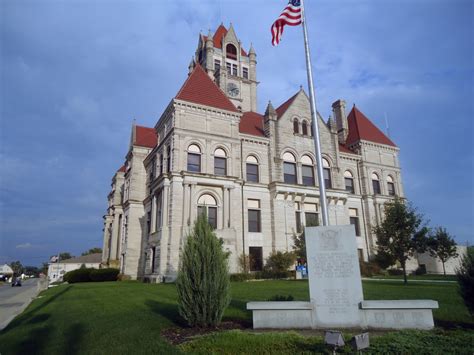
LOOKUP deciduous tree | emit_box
[373,198,428,284]
[427,227,458,275]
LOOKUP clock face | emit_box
[227,83,240,97]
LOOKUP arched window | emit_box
[166,146,171,173]
[283,152,297,184]
[214,148,227,176]
[371,173,381,195]
[344,170,355,194]
[197,194,217,229]
[387,175,396,196]
[187,144,201,172]
[226,43,237,60]
[293,118,299,134]
[302,121,308,136]
[246,155,259,182]
[301,155,315,186]
[323,158,332,189]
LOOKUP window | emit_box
[387,175,396,196]
[166,146,171,173]
[187,144,201,172]
[232,64,238,76]
[246,155,259,182]
[197,194,218,229]
[214,59,221,74]
[249,247,263,271]
[295,202,303,233]
[349,208,360,236]
[159,154,164,175]
[248,199,261,232]
[155,191,162,230]
[226,62,231,75]
[372,173,381,194]
[226,43,237,60]
[302,121,308,136]
[323,158,332,189]
[293,118,299,134]
[304,203,319,227]
[242,67,248,79]
[151,247,156,273]
[301,155,315,186]
[344,170,355,193]
[146,211,151,235]
[283,152,297,184]
[214,148,227,176]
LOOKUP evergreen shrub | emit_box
[89,268,119,282]
[63,268,93,283]
[176,213,230,327]
[456,248,474,315]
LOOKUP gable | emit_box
[175,64,238,113]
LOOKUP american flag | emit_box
[271,0,302,46]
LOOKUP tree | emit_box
[292,219,319,263]
[456,248,474,316]
[9,261,24,276]
[81,248,102,256]
[373,198,428,284]
[176,213,230,328]
[59,252,73,261]
[427,227,458,275]
[264,251,296,273]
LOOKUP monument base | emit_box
[247,300,438,330]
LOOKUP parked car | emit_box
[12,278,22,287]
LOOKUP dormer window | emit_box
[226,43,237,60]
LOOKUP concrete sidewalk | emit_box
[0,278,48,331]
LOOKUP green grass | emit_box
[0,280,472,354]
[370,274,458,281]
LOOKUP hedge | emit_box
[63,268,119,283]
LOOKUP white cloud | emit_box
[16,242,34,249]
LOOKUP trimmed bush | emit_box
[230,273,253,282]
[64,268,93,283]
[176,213,230,327]
[267,294,294,301]
[264,251,296,274]
[456,248,474,315]
[117,273,131,281]
[359,261,382,277]
[90,268,119,282]
[388,268,404,276]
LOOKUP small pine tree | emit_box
[456,248,474,316]
[176,213,230,328]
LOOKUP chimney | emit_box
[332,99,348,144]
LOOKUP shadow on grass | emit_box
[16,324,53,354]
[145,299,185,327]
[27,313,51,325]
[2,286,71,333]
[435,319,474,330]
[62,322,85,355]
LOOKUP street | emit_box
[0,278,41,331]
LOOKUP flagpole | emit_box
[300,0,330,226]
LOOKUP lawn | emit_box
[0,280,472,354]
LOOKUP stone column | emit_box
[162,181,170,227]
[151,194,157,233]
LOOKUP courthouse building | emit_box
[101,24,405,281]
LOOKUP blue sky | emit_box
[1,0,473,266]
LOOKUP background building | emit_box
[102,24,409,281]
[48,254,102,283]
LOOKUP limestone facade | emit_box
[101,24,409,281]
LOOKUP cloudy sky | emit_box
[1,0,472,266]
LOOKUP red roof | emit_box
[338,144,356,154]
[346,106,396,147]
[239,112,265,137]
[134,126,157,148]
[203,24,248,56]
[175,64,238,112]
[117,165,126,172]
[275,92,299,118]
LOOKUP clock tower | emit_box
[194,23,258,112]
